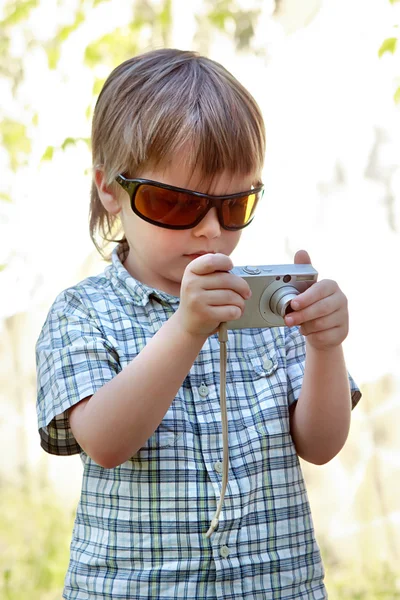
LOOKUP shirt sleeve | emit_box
[284,325,362,409]
[36,289,120,456]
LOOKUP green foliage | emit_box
[84,0,171,71]
[83,0,173,70]
[84,26,140,69]
[41,137,90,162]
[0,1,37,85]
[206,0,233,29]
[203,0,260,51]
[234,10,258,50]
[325,564,400,599]
[41,146,54,162]
[320,542,400,599]
[0,0,39,27]
[0,119,31,171]
[378,37,398,57]
[0,480,74,600]
[0,193,12,203]
[45,8,86,69]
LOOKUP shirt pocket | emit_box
[235,344,290,437]
[134,396,191,452]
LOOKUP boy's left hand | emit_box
[284,250,349,351]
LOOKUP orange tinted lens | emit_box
[222,192,260,228]
[135,185,208,226]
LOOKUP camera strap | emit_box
[205,322,229,538]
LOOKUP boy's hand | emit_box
[284,250,349,351]
[176,253,251,337]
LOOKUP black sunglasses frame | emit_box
[115,174,264,231]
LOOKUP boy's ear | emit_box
[94,168,122,215]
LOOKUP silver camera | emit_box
[226,264,318,329]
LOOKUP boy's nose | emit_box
[193,207,221,238]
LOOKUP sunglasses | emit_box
[115,174,264,231]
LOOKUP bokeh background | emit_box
[1,0,400,598]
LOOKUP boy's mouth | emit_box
[184,251,216,259]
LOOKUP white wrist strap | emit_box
[205,322,229,538]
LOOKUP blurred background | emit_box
[1,0,399,598]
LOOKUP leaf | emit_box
[84,27,140,69]
[378,37,397,58]
[61,137,77,150]
[1,0,39,27]
[159,0,172,29]
[389,0,400,4]
[46,44,60,70]
[0,265,6,273]
[394,86,400,103]
[45,8,86,69]
[0,118,31,171]
[0,192,12,203]
[41,146,54,161]
[60,137,90,151]
[58,9,85,43]
[92,77,105,97]
[206,0,233,30]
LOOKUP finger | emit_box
[298,309,343,335]
[205,289,246,311]
[192,271,252,299]
[294,249,312,265]
[189,253,233,276]
[290,279,338,312]
[299,325,345,347]
[209,305,243,322]
[285,293,339,326]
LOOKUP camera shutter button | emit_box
[243,266,261,274]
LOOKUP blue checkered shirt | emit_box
[36,243,361,600]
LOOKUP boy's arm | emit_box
[285,249,352,465]
[69,312,207,468]
[288,342,351,465]
[69,253,251,469]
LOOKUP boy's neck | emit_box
[122,250,181,298]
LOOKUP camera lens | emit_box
[269,285,299,318]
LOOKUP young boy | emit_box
[36,48,361,599]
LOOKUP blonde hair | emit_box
[90,48,266,257]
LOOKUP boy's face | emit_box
[114,161,258,296]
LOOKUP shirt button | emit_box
[220,545,230,558]
[198,383,209,397]
[214,461,223,474]
[263,357,273,370]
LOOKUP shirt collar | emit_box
[109,241,180,308]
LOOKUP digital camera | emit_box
[226,264,318,329]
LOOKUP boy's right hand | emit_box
[175,253,252,337]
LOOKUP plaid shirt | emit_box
[36,242,361,600]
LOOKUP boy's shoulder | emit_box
[45,258,137,328]
[51,267,112,310]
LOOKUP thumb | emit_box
[294,249,312,264]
